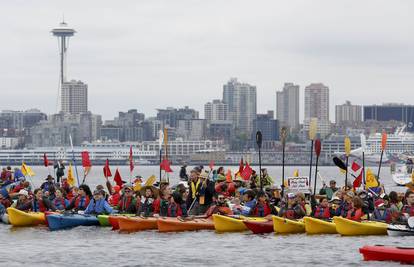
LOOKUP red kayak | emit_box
[360,246,414,264]
[243,220,274,234]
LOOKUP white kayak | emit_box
[387,224,414,237]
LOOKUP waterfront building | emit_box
[304,83,331,138]
[336,101,362,125]
[364,104,414,132]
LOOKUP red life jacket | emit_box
[314,206,331,219]
[253,202,271,217]
[109,193,121,206]
[346,208,364,221]
[119,196,133,212]
[32,199,47,212]
[285,209,296,220]
[402,205,414,217]
[167,201,182,217]
[53,198,67,209]
[153,198,161,214]
[75,196,90,210]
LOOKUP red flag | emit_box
[81,151,92,176]
[351,161,361,172]
[353,173,363,189]
[103,159,112,178]
[113,168,123,187]
[209,160,215,170]
[241,162,253,181]
[160,158,173,173]
[43,153,49,167]
[129,146,134,173]
[238,157,244,174]
[314,139,322,157]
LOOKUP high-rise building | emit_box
[223,78,257,135]
[177,119,206,141]
[252,111,279,141]
[61,80,88,114]
[204,100,228,124]
[276,83,300,131]
[304,83,331,138]
[335,101,362,124]
[364,104,414,132]
[156,106,199,128]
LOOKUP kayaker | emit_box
[31,189,56,212]
[108,185,121,206]
[252,190,273,217]
[241,189,257,216]
[215,180,235,198]
[319,180,338,200]
[84,189,113,215]
[357,190,375,218]
[216,167,226,183]
[0,192,12,209]
[401,191,414,220]
[9,180,31,198]
[197,171,215,215]
[66,184,92,212]
[296,192,312,216]
[54,159,65,183]
[389,191,403,211]
[117,186,137,214]
[60,177,71,195]
[312,197,332,220]
[279,193,306,219]
[168,184,188,218]
[53,188,69,211]
[12,190,31,211]
[372,195,397,223]
[156,187,171,217]
[346,196,365,222]
[40,175,57,200]
[267,185,282,208]
[205,194,233,217]
[338,191,354,217]
[139,186,157,217]
[187,168,201,215]
[179,164,188,181]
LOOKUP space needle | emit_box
[51,20,76,85]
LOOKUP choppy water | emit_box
[0,166,410,267]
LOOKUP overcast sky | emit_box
[1,0,413,121]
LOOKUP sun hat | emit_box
[18,189,29,197]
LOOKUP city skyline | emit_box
[1,1,414,121]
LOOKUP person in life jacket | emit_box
[279,193,306,220]
[241,190,257,216]
[168,184,188,218]
[9,180,31,198]
[138,186,158,217]
[60,177,71,196]
[346,196,365,222]
[0,192,12,210]
[252,190,273,217]
[205,194,233,218]
[29,188,56,212]
[338,190,354,217]
[197,171,215,215]
[155,188,171,217]
[312,197,332,220]
[187,168,202,215]
[295,192,312,216]
[108,185,121,207]
[372,195,396,224]
[85,189,113,215]
[401,191,414,221]
[53,188,69,211]
[66,184,92,212]
[116,186,137,214]
[40,175,57,200]
[12,190,31,211]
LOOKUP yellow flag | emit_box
[293,170,299,177]
[21,162,35,177]
[365,168,379,189]
[67,163,75,186]
[133,181,142,192]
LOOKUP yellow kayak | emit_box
[213,214,267,233]
[272,216,305,234]
[7,207,46,227]
[304,217,337,235]
[333,216,388,236]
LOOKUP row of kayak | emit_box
[4,207,412,236]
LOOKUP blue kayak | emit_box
[46,214,100,231]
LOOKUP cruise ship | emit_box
[349,126,414,163]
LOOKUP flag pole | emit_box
[256,131,263,191]
[69,135,80,186]
[377,130,387,179]
[308,119,317,188]
[280,127,287,197]
[344,137,351,190]
[313,139,321,196]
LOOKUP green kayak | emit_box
[97,215,111,227]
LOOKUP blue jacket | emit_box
[85,199,113,215]
[242,199,257,216]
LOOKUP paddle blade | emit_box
[144,175,156,186]
[344,137,351,156]
[360,134,367,152]
[309,118,318,140]
[333,156,347,171]
[381,130,387,151]
[256,131,263,149]
[315,139,322,157]
[158,130,164,150]
[280,127,288,146]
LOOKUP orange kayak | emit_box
[157,217,215,232]
[108,215,124,230]
[117,216,158,232]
